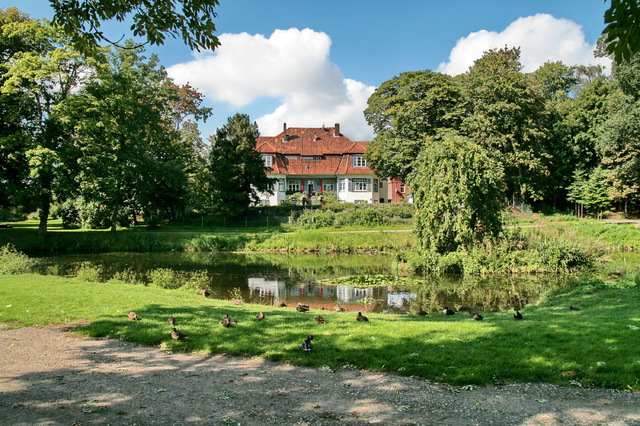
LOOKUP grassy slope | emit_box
[1,274,638,390]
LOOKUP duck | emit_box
[127,311,140,321]
[256,312,265,320]
[231,298,243,305]
[470,311,484,321]
[170,328,188,340]
[199,289,210,297]
[296,303,310,312]
[219,313,236,327]
[356,312,369,322]
[277,302,287,307]
[314,315,327,324]
[416,309,428,316]
[301,335,314,352]
[569,306,581,311]
[514,311,524,320]
[334,305,346,312]
[167,316,176,325]
[443,307,455,316]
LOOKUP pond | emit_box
[32,252,576,315]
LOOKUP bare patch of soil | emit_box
[1,325,638,425]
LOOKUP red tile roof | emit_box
[256,125,373,175]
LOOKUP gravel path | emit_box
[1,325,639,425]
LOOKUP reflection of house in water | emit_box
[248,278,287,299]
[248,278,390,304]
[387,292,416,309]
[336,286,377,303]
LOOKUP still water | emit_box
[32,252,575,314]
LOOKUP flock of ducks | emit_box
[126,302,582,351]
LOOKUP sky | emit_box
[12,0,612,141]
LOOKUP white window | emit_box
[338,179,346,192]
[262,155,273,167]
[373,179,379,192]
[323,181,335,191]
[278,179,285,192]
[400,184,406,194]
[352,155,367,167]
[352,178,369,192]
[288,180,300,192]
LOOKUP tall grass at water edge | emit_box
[0,273,638,390]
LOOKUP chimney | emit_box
[313,133,318,142]
[334,123,341,137]
[282,122,288,142]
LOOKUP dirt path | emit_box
[1,325,638,426]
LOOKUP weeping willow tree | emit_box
[409,132,505,253]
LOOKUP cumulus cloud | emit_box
[437,14,610,75]
[167,28,376,140]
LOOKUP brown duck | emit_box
[296,303,310,312]
[170,328,188,340]
[167,316,176,325]
[127,311,140,321]
[314,315,327,324]
[256,312,265,320]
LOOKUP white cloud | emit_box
[167,28,376,140]
[437,14,610,75]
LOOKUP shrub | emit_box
[295,211,335,229]
[347,209,382,227]
[0,244,34,274]
[76,263,105,282]
[148,268,184,289]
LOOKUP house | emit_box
[255,123,400,205]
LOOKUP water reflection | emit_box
[32,252,575,314]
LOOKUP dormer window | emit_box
[352,155,367,167]
[262,155,273,167]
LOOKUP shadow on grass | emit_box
[75,286,640,391]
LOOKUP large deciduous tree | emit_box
[363,70,464,181]
[409,132,505,254]
[1,10,86,233]
[460,47,551,204]
[204,114,274,218]
[61,45,203,230]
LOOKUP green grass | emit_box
[1,273,638,390]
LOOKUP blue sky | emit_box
[12,1,611,140]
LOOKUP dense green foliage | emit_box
[602,0,640,63]
[201,113,274,218]
[410,133,504,253]
[1,273,638,389]
[50,0,220,54]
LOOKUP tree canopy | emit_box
[50,0,220,54]
[602,0,640,63]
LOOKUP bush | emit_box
[347,208,383,227]
[148,268,184,289]
[0,244,34,274]
[295,211,335,229]
[58,199,81,229]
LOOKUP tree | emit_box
[60,44,198,230]
[460,47,551,204]
[204,114,275,218]
[598,52,640,212]
[50,0,221,55]
[409,132,505,253]
[1,12,87,233]
[602,0,640,63]
[363,70,464,181]
[566,167,612,218]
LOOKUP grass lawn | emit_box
[1,273,638,390]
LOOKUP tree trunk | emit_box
[37,194,50,236]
